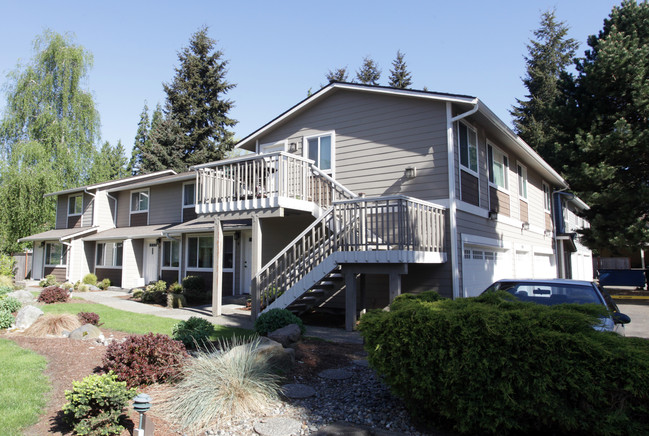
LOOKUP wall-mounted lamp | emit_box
[521,222,530,231]
[288,142,298,153]
[488,210,498,221]
[156,238,161,246]
[404,166,417,179]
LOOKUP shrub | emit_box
[39,274,58,288]
[131,289,143,299]
[168,282,183,294]
[0,309,14,329]
[358,291,649,436]
[82,273,97,285]
[0,275,13,288]
[148,280,167,293]
[37,286,69,304]
[78,312,102,326]
[141,289,166,305]
[61,282,74,291]
[77,284,90,292]
[0,295,22,313]
[0,285,13,296]
[97,278,111,290]
[26,313,81,337]
[182,275,207,304]
[254,308,304,336]
[0,254,14,277]
[103,333,188,387]
[172,317,215,349]
[62,372,136,436]
[160,337,280,432]
[167,293,186,309]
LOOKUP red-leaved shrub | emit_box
[102,333,188,387]
[37,286,70,304]
[77,311,102,326]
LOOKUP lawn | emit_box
[0,338,50,436]
[41,301,253,340]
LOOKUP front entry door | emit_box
[240,230,253,294]
[144,238,159,284]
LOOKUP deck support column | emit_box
[251,215,262,319]
[212,218,223,316]
[389,272,402,303]
[345,271,357,332]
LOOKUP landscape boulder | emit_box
[15,305,43,329]
[268,323,302,347]
[7,290,36,304]
[69,324,102,340]
[226,337,295,373]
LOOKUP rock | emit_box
[268,323,302,347]
[318,368,354,380]
[69,324,102,340]
[282,383,316,399]
[226,337,294,373]
[312,422,372,436]
[167,293,186,308]
[253,417,302,436]
[88,285,100,291]
[14,305,43,329]
[7,290,36,304]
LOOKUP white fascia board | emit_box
[44,170,178,198]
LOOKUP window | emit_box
[223,236,234,270]
[96,242,123,267]
[162,240,180,268]
[68,195,83,216]
[45,243,66,266]
[131,190,149,212]
[543,183,552,212]
[187,236,214,269]
[488,144,508,189]
[306,134,332,172]
[183,183,195,208]
[517,164,528,200]
[458,122,478,173]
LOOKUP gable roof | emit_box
[44,170,178,198]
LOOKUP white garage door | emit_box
[533,253,556,279]
[515,250,533,279]
[462,246,512,297]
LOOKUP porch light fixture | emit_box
[521,222,530,231]
[404,166,417,179]
[289,142,298,153]
[488,210,498,221]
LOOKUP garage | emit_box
[533,252,556,279]
[462,244,512,297]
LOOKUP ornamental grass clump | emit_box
[25,314,81,337]
[160,336,281,432]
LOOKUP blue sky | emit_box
[0,0,623,156]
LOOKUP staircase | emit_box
[252,195,446,318]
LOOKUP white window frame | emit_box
[186,234,214,271]
[457,121,478,176]
[68,195,83,217]
[543,182,552,213]
[45,242,66,267]
[488,142,509,192]
[258,140,287,154]
[303,132,335,176]
[130,189,149,213]
[161,239,180,270]
[182,182,195,209]
[95,241,123,269]
[517,163,528,201]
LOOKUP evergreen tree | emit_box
[129,103,150,175]
[388,50,413,89]
[511,10,578,169]
[163,26,237,167]
[558,0,649,250]
[325,67,349,83]
[91,140,129,183]
[142,116,185,174]
[356,57,381,85]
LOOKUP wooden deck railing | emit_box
[252,195,446,314]
[195,152,355,214]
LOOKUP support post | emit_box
[389,272,402,303]
[212,218,223,316]
[345,270,357,332]
[250,215,262,319]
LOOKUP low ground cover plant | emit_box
[359,291,649,436]
[103,332,188,387]
[0,295,21,313]
[77,312,102,326]
[0,310,13,329]
[37,286,69,304]
[254,308,304,335]
[172,316,215,349]
[62,372,136,436]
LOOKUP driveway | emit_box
[617,301,649,339]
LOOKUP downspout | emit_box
[447,99,479,299]
[552,189,574,279]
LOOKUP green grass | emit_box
[0,339,50,436]
[41,302,252,340]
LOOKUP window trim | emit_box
[517,163,528,202]
[68,195,83,217]
[457,121,479,176]
[45,242,66,267]
[543,182,552,213]
[185,234,215,271]
[488,142,509,192]
[182,182,196,209]
[95,241,123,269]
[130,189,150,214]
[303,131,335,176]
[258,140,288,154]
[161,239,180,270]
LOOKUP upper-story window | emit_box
[488,144,508,190]
[306,133,333,173]
[68,195,83,216]
[458,122,478,174]
[517,164,528,200]
[183,183,195,208]
[131,190,149,213]
[45,243,66,266]
[543,182,552,212]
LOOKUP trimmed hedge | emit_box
[358,291,649,436]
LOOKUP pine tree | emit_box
[511,10,578,169]
[356,57,381,85]
[129,103,150,175]
[558,0,649,250]
[163,26,237,167]
[388,50,413,89]
[90,140,128,183]
[142,116,185,174]
[325,67,348,83]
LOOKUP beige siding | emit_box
[257,91,450,201]
[149,183,183,225]
[260,214,315,265]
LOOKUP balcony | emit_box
[194,152,355,216]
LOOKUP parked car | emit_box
[481,279,631,334]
